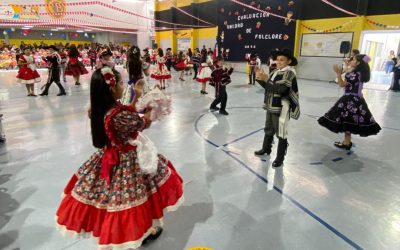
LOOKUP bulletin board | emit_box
[177,38,191,52]
[300,32,354,57]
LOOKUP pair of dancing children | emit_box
[16,46,67,97]
[255,48,381,168]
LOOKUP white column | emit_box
[137,31,151,50]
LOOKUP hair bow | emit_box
[101,67,116,87]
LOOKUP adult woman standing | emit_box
[389,53,400,92]
[384,50,396,74]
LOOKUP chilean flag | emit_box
[213,42,218,61]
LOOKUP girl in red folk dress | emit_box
[65,45,88,85]
[150,48,171,90]
[56,66,183,249]
[173,51,188,81]
[16,47,41,97]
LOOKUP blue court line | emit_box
[222,128,264,147]
[332,157,344,162]
[194,110,364,250]
[310,161,324,165]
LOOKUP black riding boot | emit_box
[255,134,274,155]
[272,138,288,168]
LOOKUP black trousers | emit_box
[42,68,66,94]
[389,67,400,91]
[90,58,96,69]
[210,88,227,111]
[193,64,199,79]
[249,69,256,85]
[166,60,172,71]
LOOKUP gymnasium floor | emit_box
[0,66,399,250]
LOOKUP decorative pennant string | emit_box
[300,19,354,33]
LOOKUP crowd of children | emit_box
[0,42,129,70]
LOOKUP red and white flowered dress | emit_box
[16,55,41,84]
[56,105,184,249]
[196,56,213,83]
[150,56,171,80]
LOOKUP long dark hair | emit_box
[178,51,184,61]
[127,46,142,80]
[158,48,164,57]
[90,68,119,148]
[188,48,193,57]
[68,45,79,57]
[200,50,207,63]
[354,54,371,83]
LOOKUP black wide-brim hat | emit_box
[270,48,280,59]
[47,45,59,51]
[101,50,113,56]
[275,48,298,66]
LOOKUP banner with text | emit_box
[217,0,300,62]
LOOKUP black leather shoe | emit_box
[142,227,163,246]
[57,92,67,96]
[334,142,353,150]
[39,92,48,96]
[219,110,229,115]
[254,148,271,156]
[272,159,284,168]
[210,106,219,111]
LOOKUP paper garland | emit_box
[0,1,211,28]
[366,18,400,29]
[301,20,354,33]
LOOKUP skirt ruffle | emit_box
[65,62,89,76]
[318,95,381,137]
[150,73,172,80]
[16,68,41,84]
[56,160,183,249]
[196,77,210,83]
[173,62,188,72]
[196,66,212,83]
[17,77,41,84]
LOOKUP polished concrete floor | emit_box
[0,66,399,250]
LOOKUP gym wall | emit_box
[155,0,399,79]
